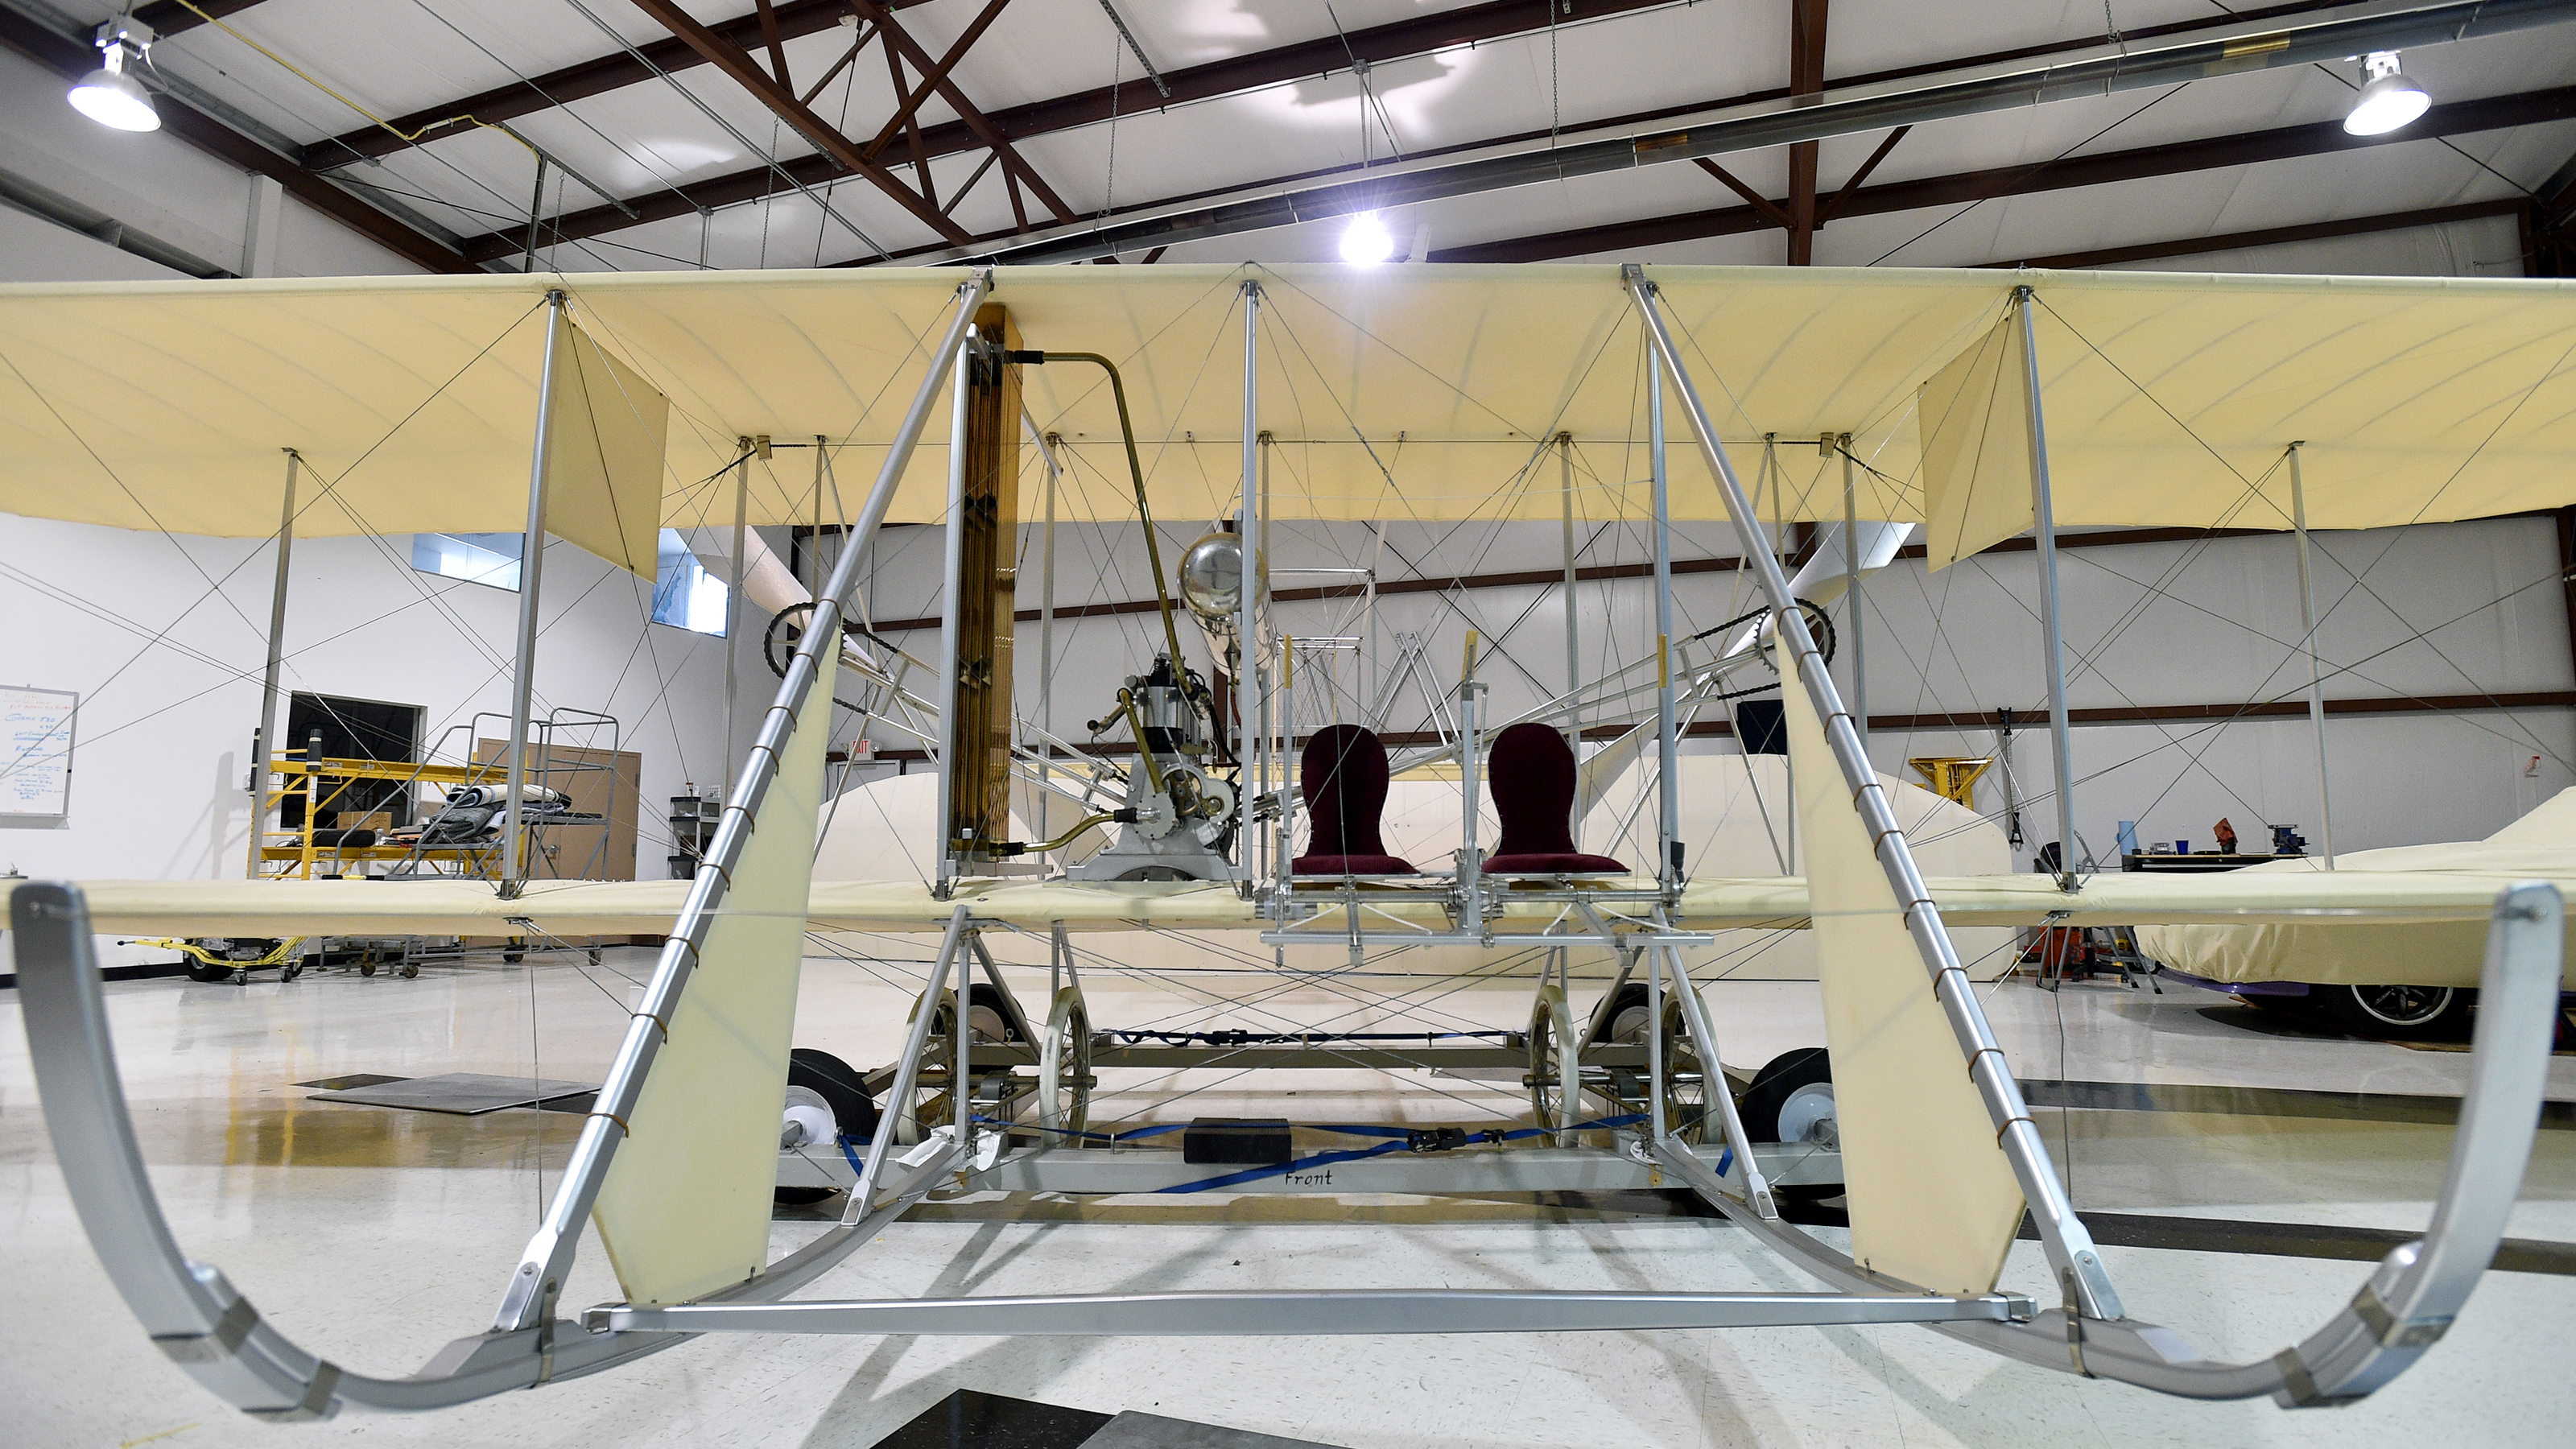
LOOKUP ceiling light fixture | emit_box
[68,14,160,132]
[1339,211,1395,265]
[2343,51,2429,136]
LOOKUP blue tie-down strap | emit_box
[965,1117,1191,1146]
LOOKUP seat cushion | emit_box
[1483,852,1630,876]
[1292,853,1419,876]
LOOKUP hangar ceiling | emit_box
[5,0,2576,277]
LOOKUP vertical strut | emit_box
[2017,287,2080,890]
[932,326,974,896]
[502,290,568,897]
[1840,434,1865,757]
[1560,431,1581,750]
[2289,443,2335,868]
[249,448,299,874]
[1649,349,1678,893]
[1237,282,1263,884]
[723,441,752,798]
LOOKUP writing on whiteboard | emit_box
[2,687,76,818]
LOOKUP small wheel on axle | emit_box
[1038,986,1094,1140]
[1526,984,1580,1146]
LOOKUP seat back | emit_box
[1302,724,1393,859]
[1488,722,1579,858]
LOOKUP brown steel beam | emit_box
[1868,691,2576,733]
[799,23,874,105]
[882,31,936,211]
[443,0,2359,262]
[754,0,793,88]
[845,0,1078,224]
[1430,83,2576,262]
[0,9,472,274]
[314,0,933,167]
[861,0,1015,161]
[1785,0,1827,265]
[623,0,971,244]
[1694,158,1794,229]
[1811,124,1906,225]
[1979,198,2527,269]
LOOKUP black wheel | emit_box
[1585,982,1653,1051]
[963,983,1026,1042]
[282,960,304,982]
[503,951,524,964]
[184,960,231,984]
[229,969,250,985]
[358,961,377,977]
[1736,1047,1840,1203]
[1736,1047,1832,1143]
[2318,984,2475,1042]
[775,1048,879,1206]
[398,963,419,980]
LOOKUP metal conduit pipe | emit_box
[946,0,2576,266]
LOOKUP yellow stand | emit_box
[1907,756,1992,809]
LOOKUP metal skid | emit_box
[13,874,2563,1415]
[10,270,2567,1422]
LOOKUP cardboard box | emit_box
[336,811,393,832]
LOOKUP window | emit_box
[411,531,522,590]
[651,529,728,636]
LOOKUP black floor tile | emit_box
[867,1389,1113,1449]
[1083,1410,1344,1447]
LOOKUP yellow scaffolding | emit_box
[247,750,507,881]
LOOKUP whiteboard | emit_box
[2,687,76,819]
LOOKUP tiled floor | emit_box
[2,947,2571,1447]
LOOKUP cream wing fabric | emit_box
[542,320,669,579]
[14,266,2576,537]
[1778,633,2024,1297]
[1917,308,2034,571]
[588,642,838,1306]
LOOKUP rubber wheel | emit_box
[282,960,304,982]
[2318,984,2475,1042]
[1587,981,1653,1050]
[184,960,232,984]
[398,963,419,980]
[1736,1047,1832,1143]
[359,961,377,977]
[1526,985,1579,1146]
[964,982,1026,1042]
[774,1048,879,1207]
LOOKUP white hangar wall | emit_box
[822,506,2574,874]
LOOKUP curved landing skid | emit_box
[10,877,2561,1418]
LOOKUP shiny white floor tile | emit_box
[3,952,2571,1447]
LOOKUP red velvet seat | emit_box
[1481,722,1628,875]
[1291,724,1417,876]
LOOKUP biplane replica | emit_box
[6,261,2574,1420]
